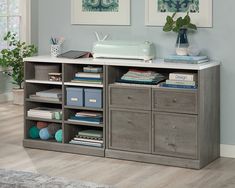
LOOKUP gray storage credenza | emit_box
[23,56,220,169]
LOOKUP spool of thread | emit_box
[39,128,52,140]
[47,123,61,137]
[29,126,40,139]
[55,129,63,143]
[36,122,48,129]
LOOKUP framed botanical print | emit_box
[71,0,130,25]
[145,0,212,27]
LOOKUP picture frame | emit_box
[71,0,130,25]
[145,0,212,27]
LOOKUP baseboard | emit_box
[220,144,235,158]
[0,92,13,103]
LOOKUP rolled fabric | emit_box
[55,129,63,143]
[47,123,61,137]
[29,126,40,139]
[39,128,52,140]
[36,122,48,129]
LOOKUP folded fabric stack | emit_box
[69,129,103,148]
[71,66,103,85]
[119,69,165,85]
[27,107,62,120]
[29,89,62,102]
[68,111,103,125]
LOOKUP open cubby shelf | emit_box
[23,57,220,168]
[24,61,106,157]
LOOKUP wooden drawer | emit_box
[153,112,197,159]
[109,109,151,153]
[109,85,151,110]
[152,89,198,114]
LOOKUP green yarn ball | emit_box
[55,129,63,143]
[29,126,40,139]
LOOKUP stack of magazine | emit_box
[29,89,62,102]
[164,55,209,64]
[160,72,197,89]
[69,129,103,148]
[68,111,103,125]
[27,107,62,119]
[71,66,103,85]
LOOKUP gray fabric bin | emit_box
[35,64,60,80]
[84,88,102,108]
[66,87,84,107]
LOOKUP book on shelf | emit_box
[67,119,103,125]
[27,107,62,119]
[73,137,103,144]
[160,83,197,89]
[169,72,197,82]
[164,55,209,64]
[71,80,102,85]
[36,89,62,98]
[75,72,103,78]
[78,130,103,138]
[83,66,103,73]
[165,80,196,86]
[29,95,61,102]
[69,140,103,147]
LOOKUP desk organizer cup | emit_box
[51,44,61,57]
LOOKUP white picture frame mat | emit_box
[145,0,212,27]
[71,0,130,25]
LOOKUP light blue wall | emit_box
[36,0,235,145]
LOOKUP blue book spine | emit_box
[74,77,102,81]
[160,83,197,89]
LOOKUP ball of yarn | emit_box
[36,122,48,129]
[55,129,63,143]
[47,123,61,137]
[39,128,52,140]
[29,126,40,139]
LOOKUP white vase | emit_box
[13,89,24,105]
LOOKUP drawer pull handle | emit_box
[172,126,176,129]
[168,143,176,147]
[127,96,132,100]
[127,120,132,124]
[172,98,177,103]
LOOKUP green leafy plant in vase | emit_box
[0,32,37,105]
[163,12,197,56]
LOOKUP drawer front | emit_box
[109,109,151,153]
[109,86,151,110]
[152,89,197,114]
[153,112,197,159]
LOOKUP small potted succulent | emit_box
[0,32,37,105]
[163,12,197,56]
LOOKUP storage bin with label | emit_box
[66,88,84,107]
[35,64,60,80]
[84,88,103,108]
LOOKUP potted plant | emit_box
[163,12,197,56]
[0,32,37,105]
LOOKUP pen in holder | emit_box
[51,44,61,57]
[50,37,64,57]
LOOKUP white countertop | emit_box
[24,55,220,70]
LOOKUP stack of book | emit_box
[29,89,62,102]
[69,129,103,148]
[164,55,209,64]
[68,111,103,125]
[71,66,103,85]
[160,72,197,89]
[27,107,62,119]
[118,69,165,85]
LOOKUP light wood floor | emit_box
[0,103,235,188]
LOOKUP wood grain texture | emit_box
[152,88,198,114]
[152,112,197,159]
[198,66,220,168]
[0,103,233,188]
